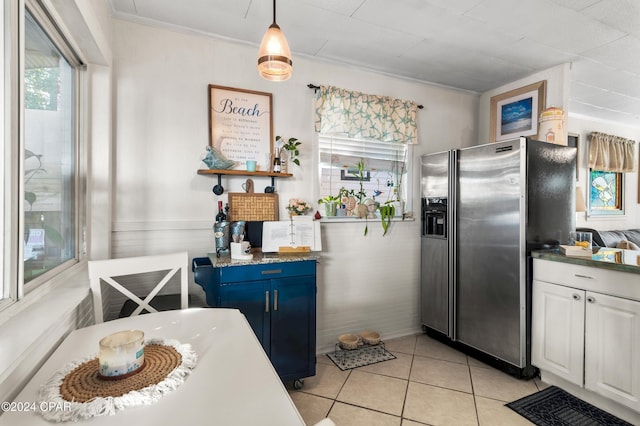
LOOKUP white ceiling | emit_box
[109,0,640,128]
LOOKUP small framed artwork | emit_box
[490,80,546,142]
[567,132,580,181]
[209,85,273,171]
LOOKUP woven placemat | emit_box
[60,344,181,402]
[38,338,197,422]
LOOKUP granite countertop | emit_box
[207,250,320,268]
[532,248,640,275]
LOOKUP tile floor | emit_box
[288,333,546,425]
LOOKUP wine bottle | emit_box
[273,148,281,173]
[215,201,227,222]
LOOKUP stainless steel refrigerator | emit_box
[420,137,576,377]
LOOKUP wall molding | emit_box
[112,220,212,232]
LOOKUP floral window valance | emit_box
[314,85,418,144]
[588,132,637,172]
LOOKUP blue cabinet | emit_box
[193,258,316,383]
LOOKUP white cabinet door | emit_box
[532,280,585,386]
[585,292,640,412]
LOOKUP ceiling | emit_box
[109,0,640,128]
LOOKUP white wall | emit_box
[111,19,479,351]
[568,115,640,230]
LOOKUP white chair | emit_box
[88,251,189,323]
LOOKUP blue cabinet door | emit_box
[270,275,316,381]
[219,279,271,353]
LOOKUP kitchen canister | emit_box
[537,106,565,144]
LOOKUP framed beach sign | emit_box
[208,85,273,171]
[490,80,546,142]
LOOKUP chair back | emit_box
[88,251,189,323]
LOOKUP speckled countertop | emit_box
[533,248,640,275]
[207,251,320,268]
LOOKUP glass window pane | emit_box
[23,10,75,283]
[588,169,623,215]
[318,134,407,205]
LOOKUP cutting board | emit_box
[228,192,279,221]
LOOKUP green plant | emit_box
[276,136,301,166]
[378,201,396,236]
[336,187,354,204]
[351,158,367,203]
[317,195,339,204]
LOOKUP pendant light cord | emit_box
[272,0,277,25]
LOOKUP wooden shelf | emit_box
[197,169,293,178]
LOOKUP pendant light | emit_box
[257,0,292,81]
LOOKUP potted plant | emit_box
[276,136,301,172]
[317,195,339,217]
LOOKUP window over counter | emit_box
[313,85,418,217]
[2,0,84,305]
[318,134,409,209]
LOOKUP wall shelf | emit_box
[197,169,293,195]
[197,169,293,178]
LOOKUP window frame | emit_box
[2,0,85,308]
[587,168,625,217]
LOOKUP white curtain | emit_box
[588,132,637,172]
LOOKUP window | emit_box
[2,1,82,303]
[588,169,624,215]
[318,134,409,207]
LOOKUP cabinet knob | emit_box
[587,296,596,303]
[572,293,581,301]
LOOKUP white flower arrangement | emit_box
[287,198,311,216]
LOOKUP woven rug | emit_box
[506,386,633,426]
[327,345,396,371]
[37,338,196,422]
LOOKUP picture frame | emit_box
[567,132,580,181]
[490,80,546,142]
[208,85,273,171]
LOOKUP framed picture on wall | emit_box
[490,80,546,142]
[208,85,273,171]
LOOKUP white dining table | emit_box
[0,308,305,425]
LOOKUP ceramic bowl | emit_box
[338,333,360,350]
[359,330,381,345]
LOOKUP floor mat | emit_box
[326,345,396,371]
[506,386,633,426]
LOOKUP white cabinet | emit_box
[585,292,640,410]
[532,280,584,386]
[532,258,640,414]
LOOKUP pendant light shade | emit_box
[257,0,292,81]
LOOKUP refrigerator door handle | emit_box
[448,149,457,341]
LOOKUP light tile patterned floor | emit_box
[288,334,545,425]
